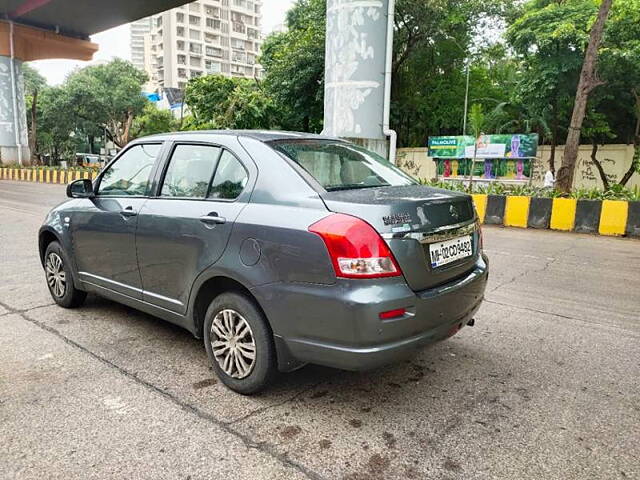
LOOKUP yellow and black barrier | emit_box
[473,194,639,237]
[0,167,97,184]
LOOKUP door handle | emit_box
[120,206,137,218]
[199,212,226,225]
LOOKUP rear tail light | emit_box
[309,213,402,279]
[476,221,483,251]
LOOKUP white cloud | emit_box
[262,0,295,34]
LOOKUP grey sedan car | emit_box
[39,131,488,394]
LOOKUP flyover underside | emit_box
[0,21,98,62]
[1,0,193,38]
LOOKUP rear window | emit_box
[269,140,417,191]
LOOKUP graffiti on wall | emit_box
[577,156,619,186]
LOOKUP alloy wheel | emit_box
[210,309,257,379]
[46,252,66,298]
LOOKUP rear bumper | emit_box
[253,254,488,372]
[282,299,482,371]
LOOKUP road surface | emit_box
[0,180,638,479]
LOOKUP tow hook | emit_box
[467,319,475,327]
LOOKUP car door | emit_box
[136,143,252,314]
[70,142,164,299]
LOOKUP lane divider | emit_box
[475,193,637,238]
[471,194,487,223]
[550,198,576,231]
[504,196,529,228]
[0,167,97,184]
[575,199,601,234]
[484,194,505,225]
[599,200,628,236]
[527,197,552,229]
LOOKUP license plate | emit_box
[429,235,472,268]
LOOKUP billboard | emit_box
[435,157,533,181]
[428,134,539,159]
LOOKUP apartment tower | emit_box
[144,0,263,90]
[130,17,154,72]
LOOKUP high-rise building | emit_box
[141,0,263,91]
[130,17,153,72]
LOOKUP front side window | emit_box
[209,150,248,200]
[161,145,220,198]
[98,144,162,196]
[270,140,417,192]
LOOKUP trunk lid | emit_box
[320,185,480,291]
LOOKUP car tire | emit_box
[204,292,277,395]
[44,241,87,308]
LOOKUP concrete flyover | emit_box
[0,0,193,165]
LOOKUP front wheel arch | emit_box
[39,229,60,267]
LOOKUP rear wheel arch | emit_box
[191,275,272,340]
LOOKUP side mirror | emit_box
[66,179,95,199]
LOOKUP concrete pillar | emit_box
[0,20,99,166]
[0,55,29,165]
[322,0,390,156]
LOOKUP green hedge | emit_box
[421,179,640,202]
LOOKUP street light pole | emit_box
[462,62,470,135]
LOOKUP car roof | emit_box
[141,130,344,143]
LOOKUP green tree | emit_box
[184,75,236,127]
[390,0,515,146]
[506,0,598,172]
[63,59,149,147]
[587,0,640,187]
[131,103,179,138]
[557,0,614,192]
[22,64,47,161]
[32,59,148,161]
[260,0,326,132]
[184,75,278,130]
[36,86,84,162]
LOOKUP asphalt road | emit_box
[1,180,638,480]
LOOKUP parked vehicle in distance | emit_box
[39,131,488,394]
[75,153,103,168]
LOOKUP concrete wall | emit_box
[396,144,640,189]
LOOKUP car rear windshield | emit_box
[269,140,417,191]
